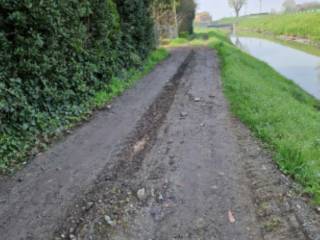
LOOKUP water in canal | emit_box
[230,35,320,99]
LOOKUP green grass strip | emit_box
[238,12,320,42]
[208,31,320,202]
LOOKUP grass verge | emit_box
[169,30,320,202]
[211,31,320,202]
[237,12,320,42]
[214,12,320,44]
[0,48,169,174]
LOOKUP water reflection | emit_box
[231,35,320,99]
[317,63,320,84]
[232,35,248,52]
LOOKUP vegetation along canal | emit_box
[231,34,320,99]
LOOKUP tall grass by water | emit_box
[238,12,320,41]
[210,31,320,202]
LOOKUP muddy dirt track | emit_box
[0,47,320,240]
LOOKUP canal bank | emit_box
[202,30,320,203]
[214,12,320,48]
[230,33,320,99]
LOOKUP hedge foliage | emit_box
[0,0,156,172]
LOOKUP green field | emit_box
[213,13,269,25]
[239,12,320,41]
[213,16,238,25]
[170,30,320,202]
[219,12,320,42]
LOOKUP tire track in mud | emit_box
[0,48,192,240]
[54,51,195,240]
[56,47,261,240]
[55,47,320,240]
[233,120,320,240]
[4,46,319,240]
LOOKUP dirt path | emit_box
[0,47,319,240]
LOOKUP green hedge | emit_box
[115,0,155,61]
[0,0,155,172]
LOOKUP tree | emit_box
[296,1,320,12]
[152,0,179,39]
[152,0,196,39]
[259,0,262,13]
[116,0,154,60]
[228,0,247,17]
[176,0,196,35]
[282,0,297,12]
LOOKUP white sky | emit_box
[196,0,318,20]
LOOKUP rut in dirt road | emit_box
[57,48,320,240]
[0,48,192,240]
[1,47,320,240]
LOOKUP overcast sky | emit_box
[196,0,316,20]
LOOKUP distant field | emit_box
[215,12,320,41]
[213,13,269,25]
[238,12,320,41]
[212,17,237,25]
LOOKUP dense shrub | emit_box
[0,0,155,171]
[115,0,155,63]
